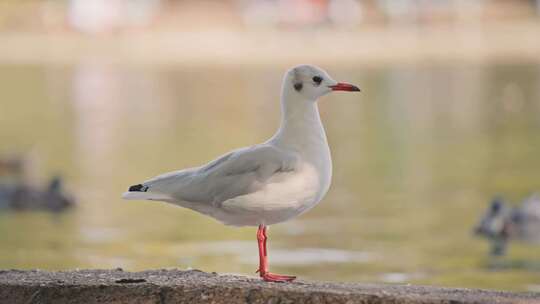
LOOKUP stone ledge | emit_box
[0,269,538,304]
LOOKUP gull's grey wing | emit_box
[142,144,299,204]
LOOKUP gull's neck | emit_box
[270,88,329,155]
[270,83,333,199]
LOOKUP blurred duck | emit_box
[474,195,540,256]
[0,176,75,212]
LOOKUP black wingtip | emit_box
[128,184,147,192]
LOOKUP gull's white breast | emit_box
[215,161,325,226]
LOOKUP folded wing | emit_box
[132,144,299,205]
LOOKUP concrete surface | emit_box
[0,269,538,304]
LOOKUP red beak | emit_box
[329,82,361,92]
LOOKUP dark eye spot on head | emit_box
[312,76,323,85]
[294,83,303,91]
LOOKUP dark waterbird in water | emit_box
[0,176,75,212]
[474,194,540,256]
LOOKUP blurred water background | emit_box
[0,0,540,292]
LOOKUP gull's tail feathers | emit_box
[122,183,173,201]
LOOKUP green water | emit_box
[0,63,539,291]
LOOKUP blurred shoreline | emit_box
[0,20,539,67]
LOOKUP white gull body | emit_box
[123,65,359,227]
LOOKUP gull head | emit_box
[284,65,360,101]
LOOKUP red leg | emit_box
[256,224,296,282]
[256,225,268,274]
[262,226,268,257]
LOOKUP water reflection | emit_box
[0,62,539,291]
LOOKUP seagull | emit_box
[123,65,360,282]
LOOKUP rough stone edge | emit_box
[0,269,538,304]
